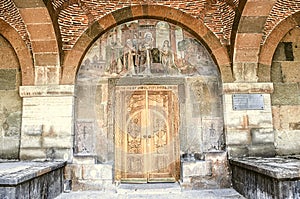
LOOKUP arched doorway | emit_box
[74,19,224,183]
[0,35,22,160]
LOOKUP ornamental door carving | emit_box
[114,85,180,183]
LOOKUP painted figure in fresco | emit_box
[114,38,124,74]
[160,40,174,74]
[138,32,153,74]
[105,39,123,75]
[132,33,139,68]
[123,39,136,75]
[176,39,197,74]
[105,40,113,73]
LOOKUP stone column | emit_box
[223,83,275,158]
[19,85,75,162]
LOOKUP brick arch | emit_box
[233,0,276,82]
[15,0,61,85]
[0,19,34,85]
[61,5,232,84]
[259,12,300,67]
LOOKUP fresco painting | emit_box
[77,19,218,83]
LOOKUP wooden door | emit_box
[114,85,180,183]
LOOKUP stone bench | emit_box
[230,156,300,199]
[0,161,66,199]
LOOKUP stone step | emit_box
[116,182,181,194]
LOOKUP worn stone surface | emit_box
[0,161,66,199]
[251,129,274,144]
[20,93,74,162]
[223,83,274,158]
[275,130,300,155]
[237,16,267,33]
[0,35,19,69]
[231,157,300,199]
[248,143,275,157]
[257,63,271,82]
[0,69,16,90]
[0,35,22,160]
[56,188,246,199]
[272,104,300,155]
[270,27,300,157]
[271,62,283,82]
[272,83,300,105]
[181,160,212,184]
[181,152,231,190]
[63,162,114,192]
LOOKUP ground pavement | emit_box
[56,183,245,199]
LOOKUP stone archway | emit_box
[74,19,228,187]
[61,5,232,85]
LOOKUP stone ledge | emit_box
[19,85,75,97]
[0,161,66,185]
[230,156,300,179]
[231,156,300,198]
[223,83,273,94]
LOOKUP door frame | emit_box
[112,82,181,183]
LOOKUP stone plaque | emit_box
[232,94,264,110]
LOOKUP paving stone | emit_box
[55,188,246,199]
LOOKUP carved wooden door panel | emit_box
[114,85,180,183]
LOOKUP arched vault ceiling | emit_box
[52,0,239,50]
[0,0,31,49]
[2,1,300,57]
[263,0,300,44]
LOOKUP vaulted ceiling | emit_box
[1,0,300,84]
[1,0,299,51]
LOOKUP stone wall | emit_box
[223,83,275,158]
[0,35,22,160]
[19,85,75,162]
[181,152,231,190]
[64,156,114,191]
[271,27,300,155]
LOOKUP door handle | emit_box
[148,135,151,138]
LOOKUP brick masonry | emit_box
[54,0,239,50]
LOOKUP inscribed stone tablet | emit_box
[232,94,264,110]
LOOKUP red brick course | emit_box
[260,13,300,66]
[263,0,300,44]
[0,18,34,85]
[0,0,31,49]
[53,0,239,50]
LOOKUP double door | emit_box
[114,85,180,183]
